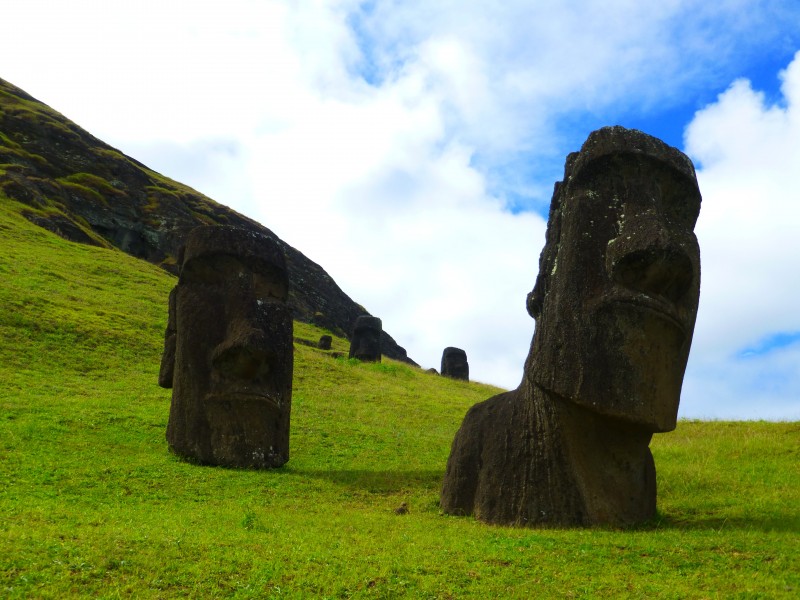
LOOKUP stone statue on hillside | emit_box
[158,225,293,468]
[318,335,332,350]
[349,315,382,362]
[441,347,469,381]
[440,126,702,527]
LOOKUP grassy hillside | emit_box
[1,194,798,599]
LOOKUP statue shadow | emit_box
[285,467,444,494]
[284,468,799,534]
[198,461,797,534]
[643,511,800,534]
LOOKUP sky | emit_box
[3,0,800,420]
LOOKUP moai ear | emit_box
[158,287,177,389]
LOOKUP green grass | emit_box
[1,195,798,599]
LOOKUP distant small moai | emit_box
[441,126,702,527]
[441,347,469,381]
[158,225,293,469]
[318,335,332,350]
[348,315,382,362]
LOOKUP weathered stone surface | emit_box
[318,335,332,350]
[159,225,293,468]
[441,126,702,527]
[0,77,416,366]
[441,347,469,381]
[348,315,382,362]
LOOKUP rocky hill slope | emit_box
[0,77,414,364]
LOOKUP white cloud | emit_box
[4,0,296,143]
[683,50,800,419]
[242,70,545,383]
[3,1,800,415]
[347,0,790,157]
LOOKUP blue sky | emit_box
[2,0,800,419]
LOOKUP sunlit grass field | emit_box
[1,196,798,598]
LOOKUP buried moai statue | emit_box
[441,347,469,381]
[158,225,293,468]
[348,315,382,362]
[318,335,332,350]
[440,126,702,527]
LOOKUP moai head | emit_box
[441,347,469,381]
[526,126,701,432]
[318,335,332,350]
[348,315,382,362]
[159,225,293,468]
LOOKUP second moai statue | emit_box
[348,315,382,362]
[441,347,469,381]
[158,225,293,468]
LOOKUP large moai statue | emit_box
[158,225,293,468]
[441,347,469,381]
[348,315,382,362]
[441,126,701,527]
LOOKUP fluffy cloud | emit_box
[683,50,800,419]
[242,65,546,382]
[3,1,800,416]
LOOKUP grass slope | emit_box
[1,195,798,599]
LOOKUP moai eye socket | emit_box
[253,268,288,301]
[180,254,247,287]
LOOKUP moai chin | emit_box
[348,315,382,362]
[440,126,702,527]
[158,225,293,468]
[441,347,469,381]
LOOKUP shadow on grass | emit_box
[642,511,800,533]
[288,468,445,493]
[174,459,798,534]
[165,452,444,493]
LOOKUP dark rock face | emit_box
[159,225,293,468]
[348,316,382,362]
[441,126,701,527]
[441,347,469,381]
[318,335,332,350]
[0,77,416,366]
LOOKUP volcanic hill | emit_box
[0,77,414,364]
